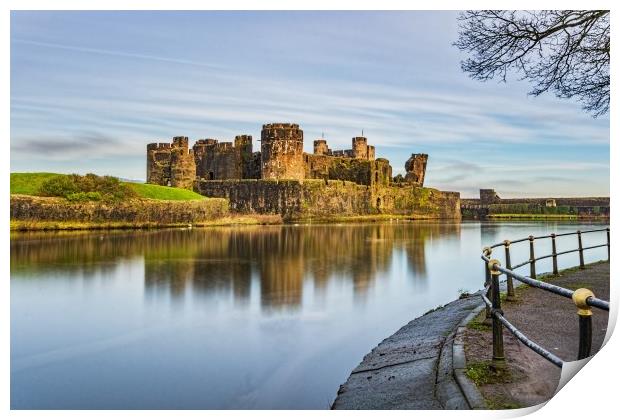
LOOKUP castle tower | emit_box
[404,153,428,187]
[367,145,375,160]
[352,136,369,159]
[172,135,189,150]
[480,189,501,205]
[169,136,196,189]
[235,135,253,154]
[260,123,305,180]
[313,139,329,155]
[235,135,254,179]
[146,142,173,185]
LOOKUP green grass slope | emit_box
[10,172,60,195]
[10,172,206,201]
[125,182,205,201]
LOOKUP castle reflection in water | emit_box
[10,222,461,311]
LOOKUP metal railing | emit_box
[480,227,610,368]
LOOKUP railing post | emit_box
[489,259,505,366]
[483,247,492,320]
[573,288,594,359]
[504,240,515,301]
[577,230,585,269]
[528,235,536,279]
[551,233,559,275]
[607,227,610,261]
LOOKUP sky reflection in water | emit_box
[10,221,608,409]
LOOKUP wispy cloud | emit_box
[12,38,225,70]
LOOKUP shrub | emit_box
[39,175,79,197]
[38,173,136,202]
[66,191,103,202]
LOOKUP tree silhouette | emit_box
[454,10,609,117]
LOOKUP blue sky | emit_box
[10,11,609,198]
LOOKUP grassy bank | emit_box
[125,182,205,200]
[10,172,59,195]
[10,172,205,201]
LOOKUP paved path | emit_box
[332,295,482,409]
[462,261,610,408]
[505,261,610,361]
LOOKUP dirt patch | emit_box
[463,261,609,409]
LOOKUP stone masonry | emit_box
[404,153,428,187]
[146,122,405,188]
[260,123,305,180]
[145,122,460,219]
[146,136,196,189]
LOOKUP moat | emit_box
[10,220,608,409]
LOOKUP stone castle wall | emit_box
[382,186,461,219]
[461,189,609,218]
[195,179,460,220]
[469,189,609,208]
[498,197,610,207]
[195,179,371,219]
[192,135,257,181]
[303,154,391,187]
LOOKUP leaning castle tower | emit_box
[260,123,305,180]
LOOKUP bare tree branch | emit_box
[454,10,609,117]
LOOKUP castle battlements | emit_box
[147,142,174,151]
[195,138,219,146]
[146,122,427,190]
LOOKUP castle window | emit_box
[375,172,379,183]
[208,171,214,180]
[376,197,381,208]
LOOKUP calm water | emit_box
[10,220,608,409]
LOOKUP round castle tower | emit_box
[169,136,196,189]
[260,123,304,180]
[352,136,368,159]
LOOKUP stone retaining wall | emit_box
[10,195,229,224]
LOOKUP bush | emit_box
[66,191,103,202]
[38,173,137,202]
[38,175,79,197]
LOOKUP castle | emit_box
[147,123,429,189]
[147,123,458,219]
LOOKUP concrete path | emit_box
[332,295,482,409]
[505,261,610,362]
[461,261,610,409]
